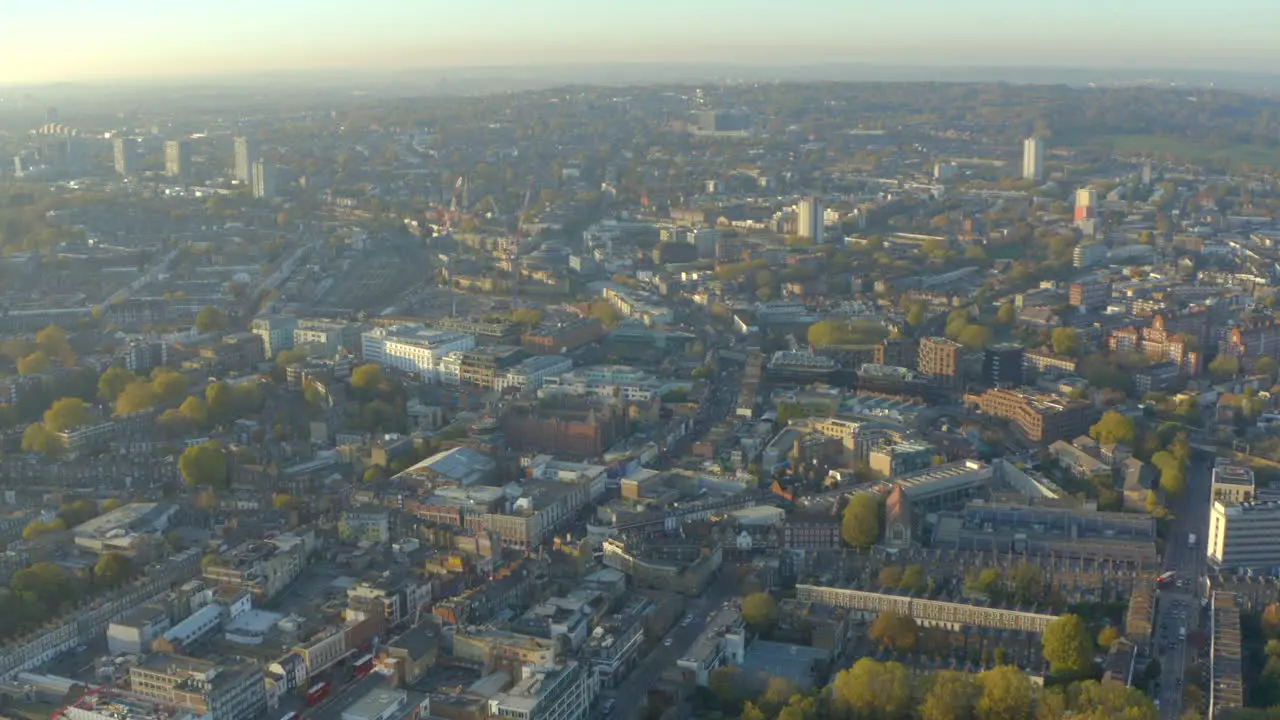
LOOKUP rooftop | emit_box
[400,446,496,486]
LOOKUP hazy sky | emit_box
[4,0,1279,84]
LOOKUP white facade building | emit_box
[361,326,475,382]
[496,355,573,392]
[1208,500,1280,570]
[796,197,824,244]
[539,365,687,402]
[1022,136,1044,181]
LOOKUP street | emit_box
[1154,454,1213,720]
[610,570,741,720]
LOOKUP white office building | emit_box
[1022,136,1044,182]
[233,136,258,184]
[361,325,475,382]
[1208,500,1280,570]
[495,354,573,392]
[487,661,595,720]
[539,364,687,402]
[797,196,824,244]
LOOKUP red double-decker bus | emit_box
[305,683,329,707]
[352,653,375,679]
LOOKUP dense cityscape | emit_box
[3,75,1280,720]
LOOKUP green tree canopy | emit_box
[21,423,63,457]
[741,592,779,633]
[1256,356,1279,381]
[1042,614,1094,678]
[150,368,189,404]
[1097,625,1121,651]
[97,365,136,403]
[869,611,919,653]
[1209,353,1240,379]
[842,493,880,548]
[351,363,386,392]
[205,381,233,423]
[830,658,914,720]
[179,396,209,426]
[43,397,88,432]
[996,303,1017,325]
[976,665,1034,720]
[1089,410,1136,446]
[194,305,229,333]
[179,441,228,491]
[94,552,133,587]
[1051,327,1079,357]
[920,671,979,720]
[114,380,158,416]
[35,325,71,360]
[17,351,50,375]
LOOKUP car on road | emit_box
[663,637,673,646]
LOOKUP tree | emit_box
[707,667,739,707]
[975,665,1034,720]
[869,611,919,653]
[1097,625,1121,650]
[94,552,133,587]
[17,351,50,375]
[150,369,188,404]
[205,381,233,423]
[740,702,768,720]
[997,303,1016,325]
[901,564,928,593]
[1263,603,1280,639]
[1051,327,1079,357]
[589,300,622,328]
[1089,410,1136,446]
[100,498,122,513]
[760,677,795,715]
[43,397,88,432]
[1042,614,1094,678]
[907,302,926,327]
[97,366,136,402]
[957,324,993,350]
[114,380,157,416]
[1209,353,1240,379]
[274,347,308,370]
[842,493,880,548]
[830,659,913,720]
[22,517,66,540]
[232,383,263,414]
[920,671,979,720]
[58,499,99,526]
[742,592,779,633]
[179,396,209,426]
[194,305,228,333]
[21,423,63,457]
[776,695,817,720]
[878,565,904,588]
[179,441,228,491]
[351,363,386,393]
[1257,356,1279,381]
[1010,563,1044,605]
[35,325,70,360]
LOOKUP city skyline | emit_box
[3,0,1280,85]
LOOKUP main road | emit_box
[610,570,741,720]
[1155,453,1213,720]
